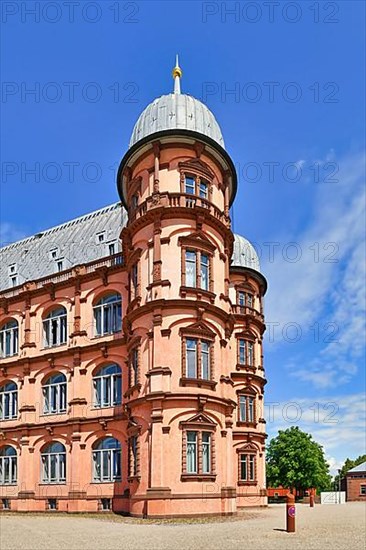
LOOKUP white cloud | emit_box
[263,150,365,388]
[265,393,366,475]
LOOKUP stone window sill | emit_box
[180,377,217,390]
[238,480,257,486]
[180,286,216,303]
[181,474,217,482]
[236,421,257,428]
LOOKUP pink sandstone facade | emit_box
[0,61,268,516]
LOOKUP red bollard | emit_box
[286,493,296,533]
[310,490,315,507]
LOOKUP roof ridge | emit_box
[0,202,123,252]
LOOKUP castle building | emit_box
[0,59,267,516]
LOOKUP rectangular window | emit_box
[360,485,366,495]
[200,254,209,290]
[48,499,57,510]
[186,431,197,473]
[239,395,247,422]
[202,432,211,474]
[239,339,246,364]
[185,251,197,287]
[57,261,63,272]
[199,180,208,199]
[131,348,139,387]
[248,397,254,422]
[109,243,116,255]
[186,339,197,378]
[131,264,138,297]
[2,499,10,510]
[248,342,254,366]
[240,454,256,482]
[185,176,195,195]
[201,341,210,380]
[101,498,111,510]
[130,436,138,477]
[11,276,17,287]
[237,291,254,310]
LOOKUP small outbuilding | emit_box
[344,461,366,501]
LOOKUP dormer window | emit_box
[10,276,17,287]
[49,249,58,260]
[8,264,17,275]
[57,260,63,272]
[96,232,105,244]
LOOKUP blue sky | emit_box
[1,1,365,474]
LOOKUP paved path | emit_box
[1,502,365,550]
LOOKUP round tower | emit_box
[116,58,267,517]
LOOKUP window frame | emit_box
[43,307,67,348]
[93,293,122,338]
[239,453,257,484]
[0,382,18,420]
[41,442,66,484]
[183,249,212,292]
[93,364,122,408]
[238,393,256,424]
[0,320,19,358]
[181,171,212,202]
[42,373,67,415]
[0,446,17,485]
[92,437,121,483]
[236,335,256,369]
[180,415,216,481]
[182,336,214,383]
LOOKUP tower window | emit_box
[238,339,255,367]
[184,250,211,291]
[184,338,212,381]
[184,175,209,200]
[238,395,255,423]
[239,453,256,482]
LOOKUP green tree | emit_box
[334,454,366,486]
[266,426,331,492]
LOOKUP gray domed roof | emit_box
[129,93,225,149]
[232,234,260,272]
[129,58,225,149]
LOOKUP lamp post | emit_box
[338,469,341,504]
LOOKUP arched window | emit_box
[43,307,67,348]
[93,364,122,408]
[41,442,66,484]
[0,446,17,484]
[43,373,67,415]
[92,437,121,482]
[93,294,122,337]
[0,382,18,420]
[0,320,18,358]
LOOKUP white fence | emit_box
[320,491,346,504]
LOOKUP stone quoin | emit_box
[0,57,268,517]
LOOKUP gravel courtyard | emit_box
[1,502,365,550]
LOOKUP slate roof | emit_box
[0,203,127,291]
[347,462,366,474]
[0,202,261,292]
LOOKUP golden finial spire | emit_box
[172,54,182,94]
